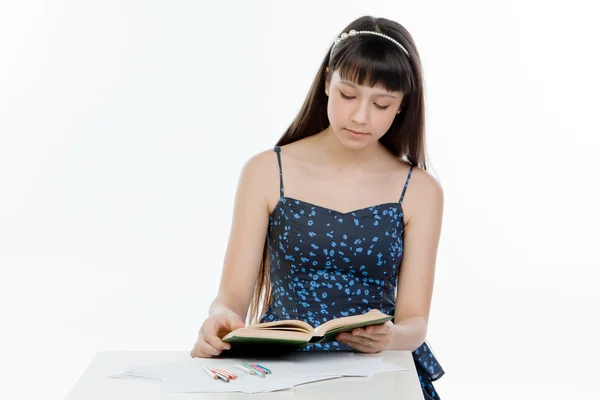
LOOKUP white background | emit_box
[1,1,599,399]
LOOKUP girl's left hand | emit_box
[336,321,394,353]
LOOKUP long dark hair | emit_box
[248,15,428,324]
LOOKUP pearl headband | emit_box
[330,29,410,58]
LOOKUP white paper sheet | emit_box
[160,357,337,394]
[108,352,409,393]
[270,352,407,378]
[106,360,180,381]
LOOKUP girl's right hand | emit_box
[190,312,245,358]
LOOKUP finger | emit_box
[190,346,212,358]
[205,332,230,352]
[337,335,376,353]
[354,323,392,336]
[190,339,219,358]
[197,340,223,356]
[337,332,369,344]
[225,314,245,330]
[347,329,386,341]
[203,321,231,352]
[345,340,375,353]
[340,332,388,352]
[190,329,208,357]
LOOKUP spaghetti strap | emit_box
[274,146,284,197]
[399,164,415,204]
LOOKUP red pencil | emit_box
[209,368,231,382]
[213,367,237,379]
[250,363,268,374]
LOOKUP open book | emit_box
[221,309,393,356]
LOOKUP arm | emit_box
[386,169,444,351]
[336,169,445,353]
[208,151,274,323]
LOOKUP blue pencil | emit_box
[243,362,265,377]
[256,364,271,374]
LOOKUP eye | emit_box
[339,91,390,110]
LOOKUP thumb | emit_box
[225,314,245,330]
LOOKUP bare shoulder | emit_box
[238,147,282,212]
[241,147,278,173]
[239,147,280,186]
[400,163,444,226]
[408,165,444,197]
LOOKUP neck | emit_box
[314,125,381,168]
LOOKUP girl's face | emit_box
[325,68,404,149]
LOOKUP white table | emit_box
[65,351,424,399]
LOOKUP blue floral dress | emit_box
[260,146,445,399]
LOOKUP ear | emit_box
[325,67,330,95]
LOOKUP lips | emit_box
[346,129,368,135]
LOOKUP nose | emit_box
[350,98,370,126]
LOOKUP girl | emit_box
[191,15,445,399]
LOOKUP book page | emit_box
[313,309,392,336]
[245,319,314,333]
[223,327,312,341]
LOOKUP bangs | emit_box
[333,39,415,94]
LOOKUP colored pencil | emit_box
[203,366,217,380]
[214,367,237,379]
[250,363,268,374]
[210,368,230,382]
[243,362,265,377]
[256,363,272,374]
[235,364,255,375]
